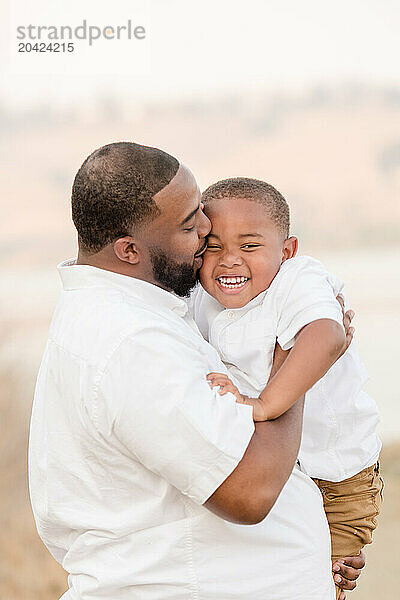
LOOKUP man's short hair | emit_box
[71,141,179,253]
[202,177,290,238]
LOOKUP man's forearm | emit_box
[251,396,305,505]
[205,396,304,524]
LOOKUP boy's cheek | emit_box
[198,258,214,290]
[198,267,209,289]
[199,253,211,274]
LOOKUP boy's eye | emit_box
[241,244,260,249]
[206,244,221,251]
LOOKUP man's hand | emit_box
[336,294,355,356]
[332,551,366,599]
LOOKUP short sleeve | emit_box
[276,257,344,351]
[98,324,254,505]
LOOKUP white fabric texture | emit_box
[190,255,381,481]
[29,259,334,600]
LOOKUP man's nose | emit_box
[218,250,243,268]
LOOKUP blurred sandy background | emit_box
[1,1,399,598]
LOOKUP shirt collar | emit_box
[58,258,189,317]
[235,288,268,312]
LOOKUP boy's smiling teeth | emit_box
[217,276,249,289]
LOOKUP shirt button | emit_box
[227,311,235,319]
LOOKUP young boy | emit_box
[190,177,383,598]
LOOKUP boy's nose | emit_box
[218,251,243,268]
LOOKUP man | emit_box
[29,142,363,599]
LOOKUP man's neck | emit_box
[75,248,167,291]
[76,248,112,269]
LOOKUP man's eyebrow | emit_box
[180,204,200,226]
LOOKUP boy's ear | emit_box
[113,236,140,265]
[281,236,298,262]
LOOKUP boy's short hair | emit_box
[202,177,290,238]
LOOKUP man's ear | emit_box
[113,236,140,265]
[281,236,298,263]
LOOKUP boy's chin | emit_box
[200,279,252,308]
[214,289,250,309]
[221,298,248,309]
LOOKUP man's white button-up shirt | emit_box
[29,260,334,600]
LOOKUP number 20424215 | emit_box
[18,42,74,52]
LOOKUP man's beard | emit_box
[149,246,199,298]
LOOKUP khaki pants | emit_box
[313,462,384,598]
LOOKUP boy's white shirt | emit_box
[189,255,381,481]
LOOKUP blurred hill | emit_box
[1,84,400,269]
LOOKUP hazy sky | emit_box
[2,0,399,108]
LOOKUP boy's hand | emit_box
[206,373,243,403]
[206,373,268,421]
[332,551,366,599]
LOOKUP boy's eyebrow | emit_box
[180,204,200,226]
[238,233,263,238]
[207,233,264,239]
